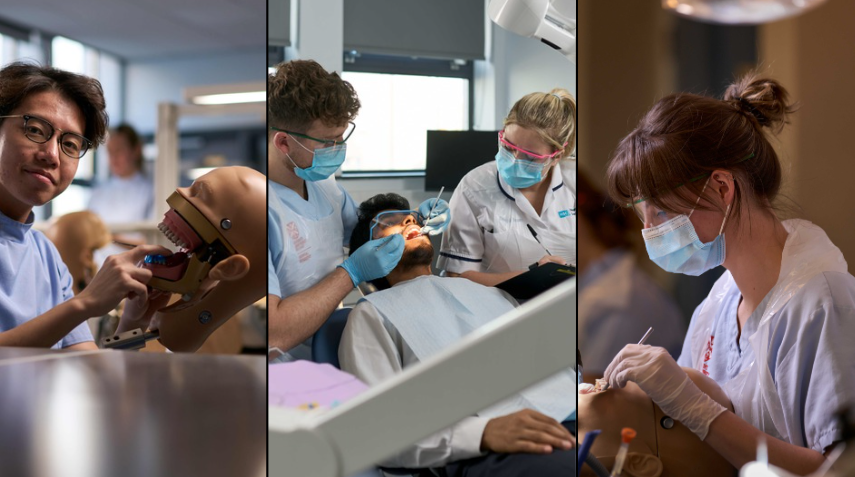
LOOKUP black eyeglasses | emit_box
[269,121,356,149]
[0,114,92,159]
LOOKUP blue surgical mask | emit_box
[495,147,549,189]
[642,203,731,276]
[287,141,347,182]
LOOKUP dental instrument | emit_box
[112,240,138,249]
[577,429,601,475]
[610,427,637,476]
[598,328,654,392]
[418,187,444,237]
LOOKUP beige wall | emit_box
[761,2,855,272]
[580,1,855,271]
[578,0,674,190]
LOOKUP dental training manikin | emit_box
[115,166,266,352]
[578,368,736,477]
[45,211,112,295]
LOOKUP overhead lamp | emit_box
[184,82,265,106]
[662,0,827,25]
[489,0,576,63]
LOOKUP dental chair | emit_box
[312,307,353,368]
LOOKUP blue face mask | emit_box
[287,142,347,182]
[495,147,550,189]
[642,204,731,276]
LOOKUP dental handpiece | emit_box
[418,187,445,237]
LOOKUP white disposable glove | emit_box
[603,344,727,440]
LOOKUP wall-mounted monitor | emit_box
[425,130,498,191]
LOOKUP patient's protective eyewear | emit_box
[370,210,424,240]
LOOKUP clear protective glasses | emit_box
[369,210,425,241]
[627,152,754,227]
[270,121,356,149]
[630,176,712,227]
[498,130,564,163]
[0,114,92,159]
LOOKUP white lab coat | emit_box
[438,161,576,274]
[88,172,154,224]
[677,219,855,452]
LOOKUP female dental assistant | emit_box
[267,60,449,360]
[0,62,167,350]
[438,89,576,287]
[599,73,855,475]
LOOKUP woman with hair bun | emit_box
[438,89,577,286]
[598,72,855,474]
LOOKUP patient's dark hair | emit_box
[349,193,411,290]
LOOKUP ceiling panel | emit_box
[0,0,265,60]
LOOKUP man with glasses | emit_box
[267,60,450,361]
[0,62,167,349]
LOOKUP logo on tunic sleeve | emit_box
[558,210,570,218]
[702,335,715,376]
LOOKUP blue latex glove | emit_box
[339,234,405,286]
[417,198,451,236]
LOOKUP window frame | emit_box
[340,52,475,178]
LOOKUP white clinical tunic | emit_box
[339,275,577,469]
[0,211,93,348]
[578,249,686,375]
[438,161,576,274]
[88,172,154,224]
[677,219,855,453]
[267,178,358,360]
[88,172,156,268]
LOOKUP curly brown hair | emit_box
[267,60,360,133]
[0,61,109,146]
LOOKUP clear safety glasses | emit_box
[627,152,755,226]
[0,114,92,159]
[630,177,712,227]
[498,130,564,163]
[369,210,424,240]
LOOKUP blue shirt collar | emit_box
[0,209,35,243]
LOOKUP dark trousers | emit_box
[442,421,576,477]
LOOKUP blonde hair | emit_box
[504,88,576,161]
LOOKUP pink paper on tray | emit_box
[268,360,368,408]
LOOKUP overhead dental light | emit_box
[184,81,265,105]
[488,0,576,63]
[662,0,827,25]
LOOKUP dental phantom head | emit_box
[578,368,735,477]
[45,211,112,295]
[145,191,238,296]
[145,166,267,352]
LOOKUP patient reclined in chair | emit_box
[578,368,736,477]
